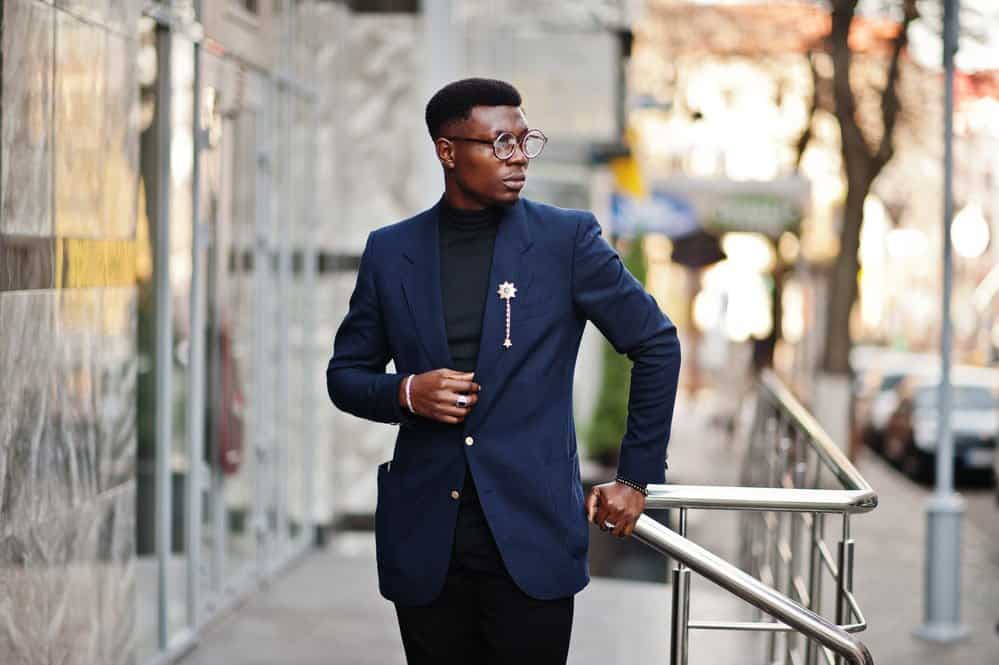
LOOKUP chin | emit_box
[494,190,522,205]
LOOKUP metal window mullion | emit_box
[209,111,239,602]
[185,0,206,631]
[301,83,319,547]
[153,19,174,654]
[274,78,291,557]
[252,85,274,575]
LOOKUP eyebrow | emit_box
[488,127,531,137]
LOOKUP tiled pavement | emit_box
[179,393,999,665]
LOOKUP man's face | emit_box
[438,105,530,207]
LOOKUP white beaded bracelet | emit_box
[405,374,416,414]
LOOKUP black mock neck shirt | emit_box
[438,201,502,373]
[438,199,506,573]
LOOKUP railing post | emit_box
[806,512,824,665]
[770,418,791,664]
[670,508,691,665]
[787,431,807,664]
[835,514,853,665]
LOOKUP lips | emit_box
[502,174,526,190]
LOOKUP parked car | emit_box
[858,369,911,452]
[880,371,998,482]
[849,347,937,453]
[995,429,999,503]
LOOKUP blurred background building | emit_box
[1,0,326,661]
[0,0,638,661]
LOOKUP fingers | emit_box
[590,485,613,532]
[439,369,476,384]
[435,390,480,420]
[443,390,480,408]
[442,377,480,393]
[585,489,598,523]
[440,369,475,378]
[610,511,639,538]
[423,370,481,424]
[594,498,612,533]
[589,485,640,538]
[437,404,472,419]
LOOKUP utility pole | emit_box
[916,0,968,643]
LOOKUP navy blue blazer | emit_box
[326,197,681,605]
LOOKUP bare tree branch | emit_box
[827,0,873,178]
[794,51,821,172]
[873,0,919,171]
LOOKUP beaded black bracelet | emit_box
[615,476,649,496]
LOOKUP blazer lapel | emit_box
[400,198,534,428]
[465,199,533,429]
[401,199,453,371]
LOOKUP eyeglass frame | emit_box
[442,129,548,160]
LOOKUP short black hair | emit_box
[425,78,522,140]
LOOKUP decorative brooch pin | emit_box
[497,281,517,348]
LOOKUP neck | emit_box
[443,191,488,211]
[444,174,505,210]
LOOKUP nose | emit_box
[506,141,529,165]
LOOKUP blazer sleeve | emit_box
[326,231,415,427]
[571,212,682,486]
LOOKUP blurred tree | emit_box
[820,0,919,377]
[585,234,648,467]
[806,0,917,457]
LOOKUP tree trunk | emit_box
[815,0,916,455]
[821,172,870,375]
[817,172,871,455]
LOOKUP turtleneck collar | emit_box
[440,198,503,230]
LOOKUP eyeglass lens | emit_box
[495,131,546,159]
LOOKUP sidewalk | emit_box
[849,449,999,665]
[177,394,757,665]
[177,533,758,665]
[178,393,999,664]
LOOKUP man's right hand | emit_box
[398,369,480,425]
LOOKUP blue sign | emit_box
[609,191,699,239]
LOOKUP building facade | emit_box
[1,1,324,662]
[1,0,634,662]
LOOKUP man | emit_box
[327,78,681,664]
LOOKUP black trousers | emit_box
[394,468,574,665]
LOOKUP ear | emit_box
[435,137,455,169]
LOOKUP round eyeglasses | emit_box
[444,129,548,160]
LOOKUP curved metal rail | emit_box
[609,369,878,665]
[629,516,874,665]
[757,369,874,495]
[645,485,877,514]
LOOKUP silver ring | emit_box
[456,395,469,408]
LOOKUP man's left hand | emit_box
[586,481,645,538]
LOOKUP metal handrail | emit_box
[630,515,874,665]
[615,369,878,664]
[757,369,873,494]
[645,485,877,513]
